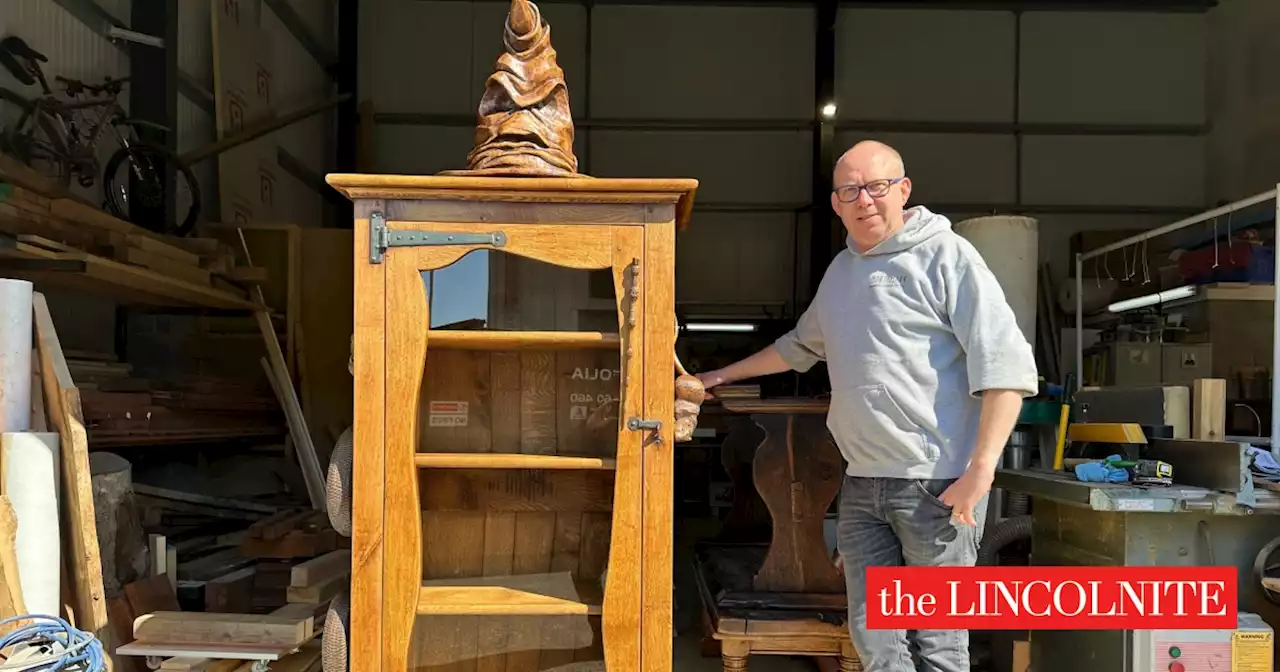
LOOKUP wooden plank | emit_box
[382,235,426,672]
[32,293,107,631]
[259,355,325,510]
[603,226,644,672]
[8,247,260,310]
[290,549,351,587]
[426,330,618,350]
[0,496,26,634]
[417,470,613,512]
[641,210,677,672]
[350,201,385,672]
[116,247,212,286]
[126,234,202,265]
[205,566,257,613]
[413,454,616,470]
[134,611,310,648]
[284,572,347,604]
[1192,378,1227,441]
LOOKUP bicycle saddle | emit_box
[0,36,49,90]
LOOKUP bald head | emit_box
[830,140,913,253]
[835,140,905,181]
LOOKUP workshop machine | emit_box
[1130,612,1273,672]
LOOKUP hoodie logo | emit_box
[869,271,907,288]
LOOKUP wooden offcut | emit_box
[32,292,107,631]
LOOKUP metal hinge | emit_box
[369,211,507,264]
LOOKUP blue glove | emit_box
[1074,460,1130,483]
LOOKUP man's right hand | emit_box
[695,370,725,400]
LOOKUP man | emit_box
[696,140,1038,672]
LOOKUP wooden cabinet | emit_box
[329,174,697,672]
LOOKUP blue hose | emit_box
[0,614,105,672]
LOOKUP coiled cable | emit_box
[0,614,105,672]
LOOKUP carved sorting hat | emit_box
[441,0,584,177]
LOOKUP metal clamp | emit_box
[369,211,507,264]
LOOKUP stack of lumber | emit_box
[109,571,324,672]
[104,509,345,671]
[67,352,285,447]
[0,155,268,310]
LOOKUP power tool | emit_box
[1104,457,1174,486]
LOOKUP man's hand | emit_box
[941,388,1023,526]
[695,370,725,400]
[939,465,995,526]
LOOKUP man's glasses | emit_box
[832,177,905,203]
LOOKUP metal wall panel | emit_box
[0,0,131,207]
[1021,135,1206,208]
[676,211,798,307]
[178,0,214,85]
[1019,11,1206,126]
[263,4,330,173]
[835,9,1015,123]
[360,0,587,115]
[588,130,811,205]
[589,4,814,120]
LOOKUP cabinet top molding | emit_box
[325,173,700,227]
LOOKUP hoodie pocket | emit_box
[831,384,934,466]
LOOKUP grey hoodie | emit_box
[775,206,1038,480]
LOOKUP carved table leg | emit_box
[721,639,750,672]
[750,412,845,593]
[716,416,769,542]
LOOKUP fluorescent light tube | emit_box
[683,322,758,333]
[1106,284,1197,313]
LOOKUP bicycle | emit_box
[0,35,202,236]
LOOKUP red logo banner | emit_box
[865,566,1237,630]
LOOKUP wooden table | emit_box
[695,398,859,670]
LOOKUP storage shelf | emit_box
[416,574,603,616]
[415,453,616,470]
[0,236,260,310]
[427,330,619,350]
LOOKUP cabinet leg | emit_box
[721,639,750,672]
[839,640,862,672]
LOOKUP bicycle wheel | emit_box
[102,141,202,236]
[0,87,70,186]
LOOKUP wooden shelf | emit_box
[414,453,616,470]
[427,330,619,350]
[416,574,603,616]
[0,236,260,310]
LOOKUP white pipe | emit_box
[2,432,60,617]
[1272,183,1280,461]
[1081,188,1279,261]
[0,279,33,433]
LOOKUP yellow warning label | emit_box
[1232,631,1273,672]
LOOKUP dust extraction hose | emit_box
[978,515,1032,566]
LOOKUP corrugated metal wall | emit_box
[0,0,336,226]
[0,0,133,206]
[359,0,1212,321]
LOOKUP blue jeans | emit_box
[835,475,988,672]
